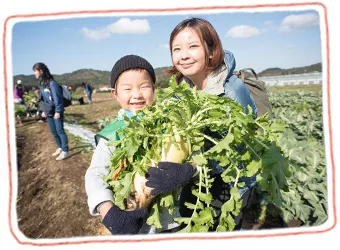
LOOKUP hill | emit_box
[13,62,322,90]
[258,62,322,76]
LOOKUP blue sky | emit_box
[11,9,322,76]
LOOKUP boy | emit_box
[85,55,194,235]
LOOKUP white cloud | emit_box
[264,20,273,26]
[81,27,111,41]
[107,18,150,34]
[226,25,262,38]
[159,44,169,49]
[81,18,150,41]
[264,20,277,30]
[279,13,319,32]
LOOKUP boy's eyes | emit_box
[121,85,152,91]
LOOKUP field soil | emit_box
[15,93,116,239]
[14,92,294,239]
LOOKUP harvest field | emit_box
[14,84,326,238]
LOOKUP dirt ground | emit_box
[15,120,111,239]
[14,93,294,239]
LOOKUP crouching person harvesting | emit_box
[85,55,195,235]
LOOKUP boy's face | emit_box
[112,69,155,114]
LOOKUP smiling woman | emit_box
[164,17,260,230]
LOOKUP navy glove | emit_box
[102,205,148,235]
[145,161,195,196]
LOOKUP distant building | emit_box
[258,72,323,86]
[98,85,112,92]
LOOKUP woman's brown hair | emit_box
[32,62,54,85]
[165,17,224,82]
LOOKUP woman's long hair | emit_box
[32,63,54,86]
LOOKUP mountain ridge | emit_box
[13,62,322,90]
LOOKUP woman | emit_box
[159,17,259,230]
[32,62,69,160]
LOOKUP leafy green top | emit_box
[103,77,291,232]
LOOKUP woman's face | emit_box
[33,69,42,79]
[171,27,208,82]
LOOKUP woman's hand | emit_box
[54,112,60,119]
[41,112,46,118]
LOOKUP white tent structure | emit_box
[258,72,322,86]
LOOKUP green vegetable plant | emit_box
[103,76,292,232]
[14,104,27,117]
[98,116,116,129]
[269,91,327,226]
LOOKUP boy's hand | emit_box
[102,205,148,235]
[145,161,195,196]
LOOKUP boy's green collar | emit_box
[117,109,143,121]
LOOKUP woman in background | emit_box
[32,62,69,160]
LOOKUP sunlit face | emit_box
[33,69,42,79]
[112,69,155,114]
[171,27,208,84]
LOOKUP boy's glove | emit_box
[102,205,148,235]
[146,161,195,196]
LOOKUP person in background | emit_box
[14,80,25,105]
[68,85,73,96]
[81,81,93,104]
[32,86,46,122]
[32,62,69,160]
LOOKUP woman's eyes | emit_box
[173,44,199,51]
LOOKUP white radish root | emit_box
[126,135,190,210]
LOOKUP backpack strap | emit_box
[235,68,259,82]
[234,68,272,118]
[235,68,266,91]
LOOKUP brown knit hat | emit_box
[110,55,156,88]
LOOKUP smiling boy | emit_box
[85,55,195,235]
